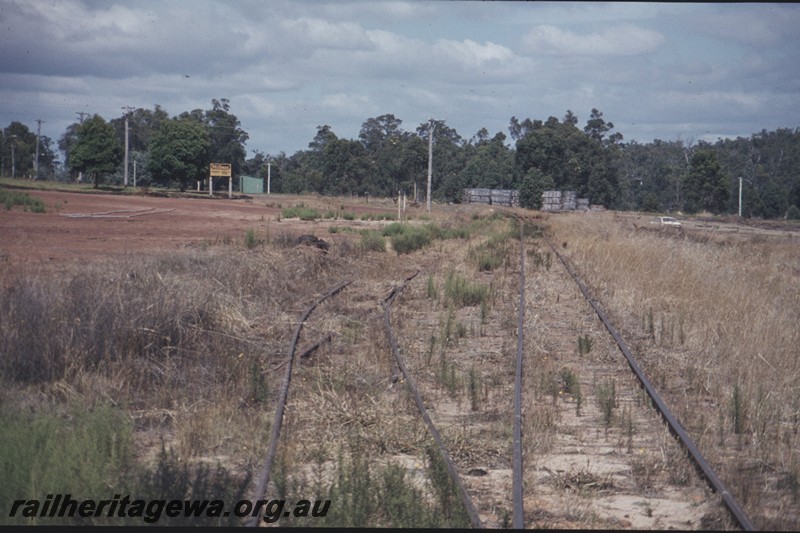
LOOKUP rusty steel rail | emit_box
[546,240,756,532]
[247,280,352,527]
[381,270,484,529]
[512,219,526,529]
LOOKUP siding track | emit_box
[545,236,755,531]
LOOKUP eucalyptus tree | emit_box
[683,149,728,214]
[416,119,466,201]
[459,131,514,190]
[514,112,621,208]
[70,115,123,188]
[147,117,210,191]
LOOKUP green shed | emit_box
[240,175,263,194]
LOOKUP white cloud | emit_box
[433,39,514,68]
[521,24,665,56]
[281,17,374,50]
[0,1,797,157]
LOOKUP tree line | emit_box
[2,99,798,218]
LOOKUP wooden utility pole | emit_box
[427,118,434,212]
[34,119,43,180]
[122,107,134,187]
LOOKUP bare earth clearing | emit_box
[0,190,402,283]
[2,188,797,528]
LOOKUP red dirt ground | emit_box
[0,189,397,284]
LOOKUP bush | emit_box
[1,402,134,525]
[786,205,800,220]
[281,204,320,220]
[390,227,431,254]
[359,231,385,252]
[244,227,259,249]
[0,189,46,212]
[443,270,489,308]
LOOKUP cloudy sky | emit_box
[2,1,799,159]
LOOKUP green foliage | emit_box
[426,273,438,300]
[641,192,661,212]
[424,445,471,528]
[443,270,489,308]
[1,189,46,212]
[359,231,386,252]
[248,357,268,403]
[515,114,620,208]
[786,204,800,220]
[519,168,554,210]
[70,115,123,188]
[290,445,456,528]
[281,204,321,220]
[243,227,261,249]
[1,402,134,525]
[468,365,481,411]
[202,98,249,177]
[147,118,210,191]
[577,334,593,356]
[730,383,748,435]
[560,367,580,394]
[596,379,617,428]
[684,150,728,214]
[381,222,467,255]
[468,228,514,271]
[560,368,582,417]
[132,444,252,526]
[389,226,431,254]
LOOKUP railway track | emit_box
[545,239,755,531]
[247,279,351,528]
[246,212,755,529]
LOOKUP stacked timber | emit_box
[542,190,562,211]
[541,190,588,211]
[562,190,577,211]
[462,188,520,207]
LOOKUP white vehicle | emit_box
[651,216,682,227]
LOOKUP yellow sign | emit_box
[210,163,232,177]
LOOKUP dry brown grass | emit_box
[548,211,800,529]
[1,206,507,526]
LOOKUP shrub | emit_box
[244,227,259,249]
[282,204,320,220]
[596,379,617,428]
[1,402,134,525]
[359,231,385,252]
[443,270,489,308]
[390,228,431,254]
[0,189,46,212]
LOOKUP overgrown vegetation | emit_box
[1,403,249,526]
[550,211,800,528]
[281,203,321,220]
[0,188,46,212]
[443,270,489,308]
